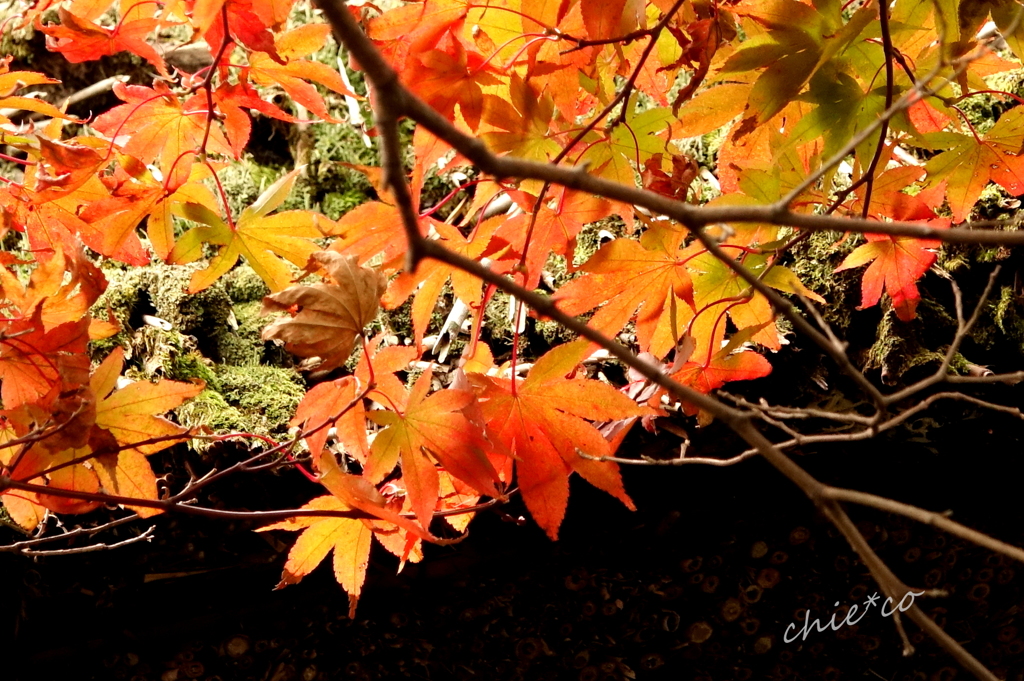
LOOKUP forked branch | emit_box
[315,2,1021,678]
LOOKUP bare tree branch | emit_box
[311,3,1017,677]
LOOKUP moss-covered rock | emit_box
[92,261,282,368]
[785,230,861,333]
[217,300,288,367]
[173,365,305,445]
[213,365,306,434]
[151,263,232,335]
[175,389,249,440]
[864,306,945,383]
[222,264,270,304]
[94,262,232,336]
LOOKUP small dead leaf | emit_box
[261,252,386,371]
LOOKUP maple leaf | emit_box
[90,347,204,455]
[79,160,221,261]
[40,8,169,77]
[202,0,284,61]
[924,109,1024,223]
[8,170,151,266]
[480,74,562,163]
[684,248,782,363]
[403,29,501,131]
[354,336,419,414]
[469,341,656,540]
[492,187,618,289]
[257,495,373,618]
[580,0,634,41]
[317,451,437,542]
[290,375,367,467]
[245,24,359,122]
[0,486,47,531]
[641,153,700,202]
[0,246,107,333]
[673,83,753,139]
[0,60,71,125]
[261,251,386,372]
[849,166,946,223]
[35,447,104,514]
[0,306,90,410]
[435,468,481,533]
[251,0,295,31]
[835,230,945,322]
[323,201,431,270]
[169,168,324,292]
[212,81,299,157]
[670,337,773,425]
[0,344,199,521]
[92,81,235,186]
[10,445,102,516]
[362,369,502,530]
[31,136,108,203]
[366,0,474,70]
[74,347,203,515]
[556,223,696,359]
[382,217,503,348]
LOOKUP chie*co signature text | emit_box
[784,590,925,643]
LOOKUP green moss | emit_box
[0,22,35,63]
[321,189,371,220]
[484,289,515,346]
[175,389,249,441]
[969,183,1022,225]
[785,230,860,332]
[91,266,146,331]
[957,69,1024,136]
[222,264,270,303]
[994,286,1022,334]
[90,261,280,367]
[864,298,960,381]
[217,157,291,218]
[213,365,306,434]
[148,263,232,334]
[216,300,279,366]
[167,349,219,388]
[94,261,233,336]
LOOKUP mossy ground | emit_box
[91,261,307,441]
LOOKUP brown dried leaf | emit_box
[260,252,386,371]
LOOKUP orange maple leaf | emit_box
[556,223,695,359]
[257,495,374,619]
[245,24,359,122]
[494,188,615,289]
[362,369,502,530]
[92,82,235,186]
[382,217,504,348]
[0,306,89,410]
[469,341,655,540]
[89,347,204,515]
[290,375,368,467]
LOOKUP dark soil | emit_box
[6,407,1024,681]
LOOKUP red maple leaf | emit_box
[40,8,169,77]
[835,228,946,322]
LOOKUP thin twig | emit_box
[860,0,896,219]
[885,268,1001,406]
[823,486,1024,565]
[16,527,155,557]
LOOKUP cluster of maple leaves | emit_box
[2,0,1023,613]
